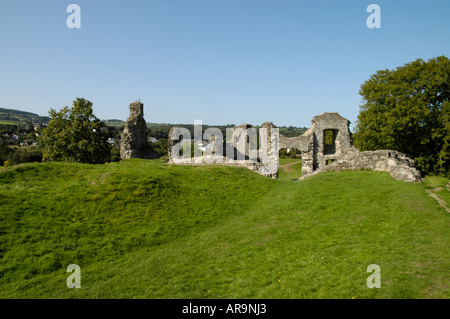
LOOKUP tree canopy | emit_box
[353,56,450,176]
[41,98,111,164]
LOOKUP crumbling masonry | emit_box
[121,100,421,182]
[167,121,279,179]
[279,112,422,182]
[120,101,159,160]
[167,112,421,182]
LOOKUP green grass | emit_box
[0,160,449,298]
[423,175,450,207]
[0,120,18,125]
[278,158,302,180]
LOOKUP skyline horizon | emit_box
[2,102,317,128]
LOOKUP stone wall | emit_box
[299,150,422,182]
[120,101,159,160]
[166,111,422,182]
[279,113,359,176]
[279,112,422,182]
[168,123,279,178]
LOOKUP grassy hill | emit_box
[0,159,449,298]
[0,107,50,124]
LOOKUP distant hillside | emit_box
[2,108,307,138]
[104,119,126,127]
[0,107,50,124]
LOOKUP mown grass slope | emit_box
[0,159,448,298]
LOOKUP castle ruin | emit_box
[279,112,422,182]
[167,112,421,182]
[120,100,421,182]
[120,101,159,160]
[167,121,279,179]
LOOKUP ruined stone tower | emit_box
[120,101,159,160]
[279,112,422,182]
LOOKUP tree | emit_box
[353,56,450,176]
[150,138,168,158]
[0,142,13,165]
[41,98,111,164]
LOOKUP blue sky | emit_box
[0,0,449,128]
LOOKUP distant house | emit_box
[148,137,158,143]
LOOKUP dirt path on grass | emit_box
[426,187,450,213]
[279,161,302,173]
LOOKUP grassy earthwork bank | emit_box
[0,159,449,298]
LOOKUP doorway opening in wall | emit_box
[323,129,338,155]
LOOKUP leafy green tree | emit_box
[353,56,450,175]
[41,98,111,164]
[25,132,35,145]
[110,146,121,162]
[0,142,13,165]
[151,138,168,157]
